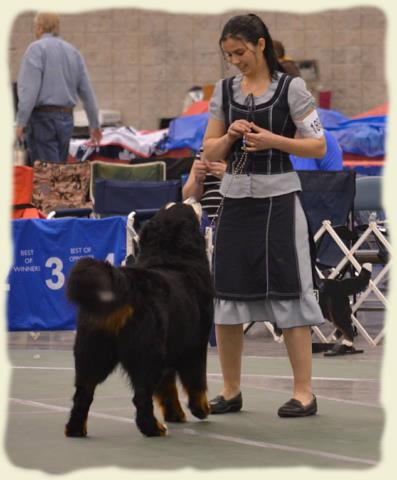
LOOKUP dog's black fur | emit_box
[65,203,214,437]
[318,264,372,341]
[273,264,372,342]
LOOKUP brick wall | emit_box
[9,7,386,130]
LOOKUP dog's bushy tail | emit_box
[67,257,127,315]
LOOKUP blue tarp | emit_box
[157,113,209,153]
[7,216,127,331]
[318,108,386,157]
[158,107,386,159]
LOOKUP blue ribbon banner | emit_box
[7,216,127,331]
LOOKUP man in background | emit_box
[16,12,102,164]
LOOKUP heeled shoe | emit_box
[209,392,243,414]
[277,395,317,417]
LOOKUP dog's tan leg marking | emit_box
[185,389,210,419]
[154,378,187,423]
[102,305,134,334]
[195,391,210,417]
[155,420,168,436]
[154,393,187,423]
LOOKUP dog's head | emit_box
[138,202,207,263]
[164,199,202,224]
[176,197,203,223]
[67,257,129,313]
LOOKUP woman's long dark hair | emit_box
[219,13,284,78]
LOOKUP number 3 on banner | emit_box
[45,256,65,290]
[44,253,116,290]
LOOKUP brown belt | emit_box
[34,105,73,113]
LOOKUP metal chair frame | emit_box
[312,217,389,346]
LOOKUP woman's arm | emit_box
[245,109,326,158]
[206,159,227,179]
[182,159,207,201]
[182,157,227,200]
[203,117,251,162]
[203,118,232,162]
[275,134,326,158]
[246,128,326,159]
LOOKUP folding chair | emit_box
[12,165,45,219]
[313,175,389,346]
[32,160,92,217]
[89,160,167,207]
[93,178,181,220]
[298,171,358,344]
[298,170,356,268]
[353,176,385,263]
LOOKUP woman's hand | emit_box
[244,123,277,151]
[227,119,252,141]
[206,160,227,179]
[191,160,208,183]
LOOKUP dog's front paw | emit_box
[162,401,187,423]
[64,420,87,437]
[189,405,210,420]
[154,420,168,436]
[164,409,187,423]
[137,417,168,437]
[189,394,210,419]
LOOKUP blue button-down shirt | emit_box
[290,130,343,171]
[17,33,100,128]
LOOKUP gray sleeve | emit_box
[288,77,317,120]
[208,79,225,122]
[76,52,100,128]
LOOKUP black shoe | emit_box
[209,392,242,414]
[324,344,364,356]
[278,395,317,418]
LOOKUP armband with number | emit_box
[295,110,324,139]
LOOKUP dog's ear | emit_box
[67,258,127,313]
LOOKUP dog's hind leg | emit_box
[177,346,210,420]
[154,370,186,423]
[65,329,118,438]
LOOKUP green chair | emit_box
[89,160,167,205]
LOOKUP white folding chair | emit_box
[313,176,389,346]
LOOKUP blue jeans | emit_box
[27,111,74,164]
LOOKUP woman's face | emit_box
[221,36,265,75]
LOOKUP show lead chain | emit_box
[209,136,249,229]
